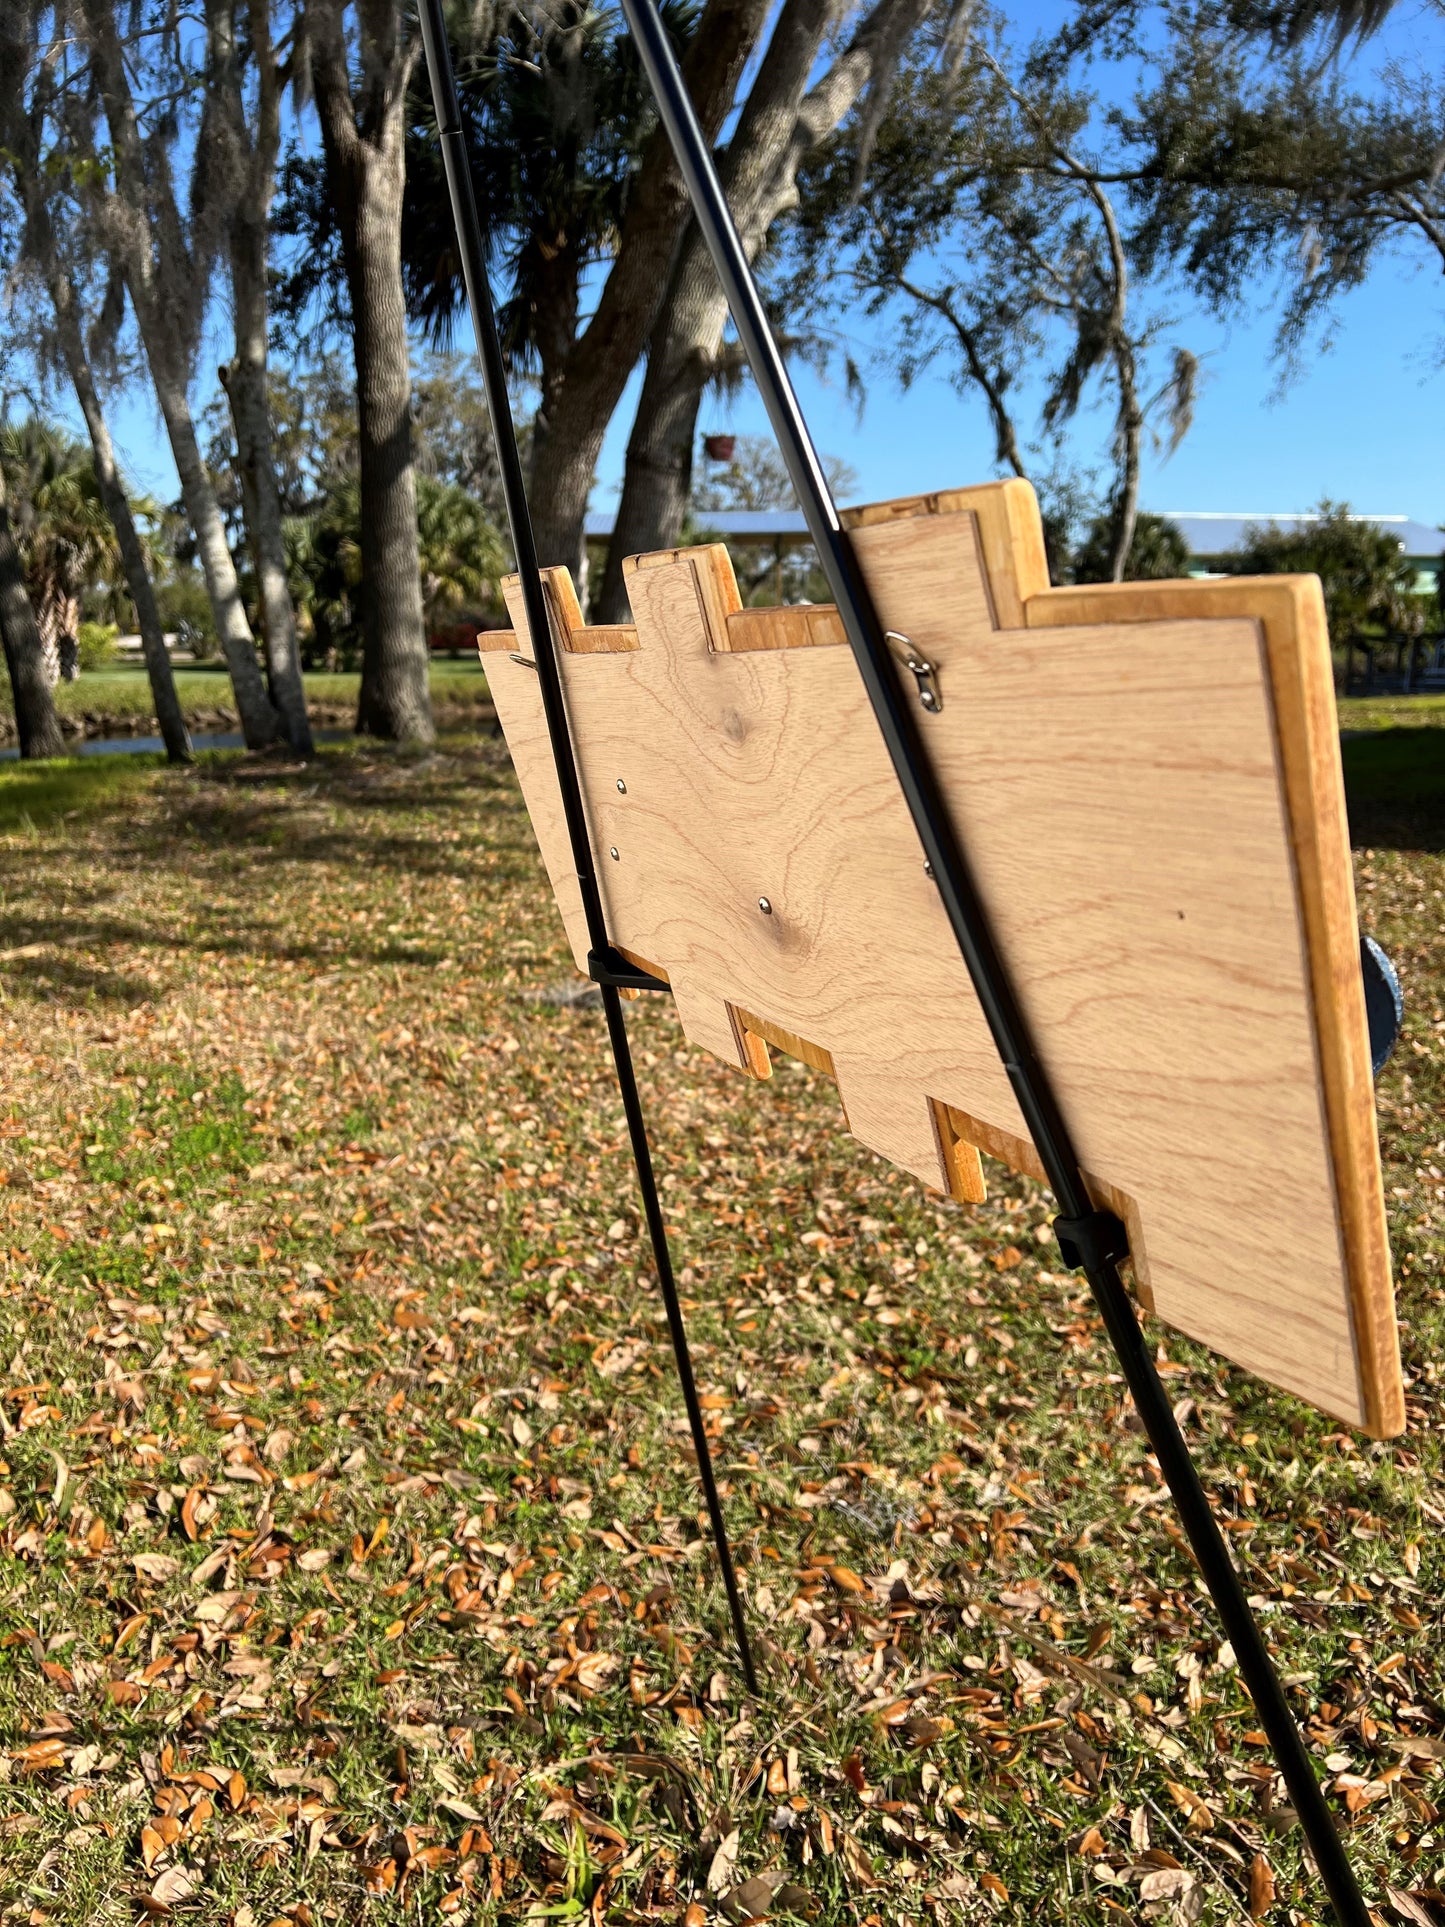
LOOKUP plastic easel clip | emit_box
[587,947,671,994]
[1052,1208,1130,1274]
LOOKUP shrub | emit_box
[1072,510,1192,584]
[1223,501,1423,645]
[77,620,119,672]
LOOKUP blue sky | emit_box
[89,0,1445,537]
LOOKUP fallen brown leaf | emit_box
[1249,1852,1275,1920]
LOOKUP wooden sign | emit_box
[480,480,1402,1436]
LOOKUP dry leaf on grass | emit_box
[1249,1852,1275,1919]
[133,1552,181,1581]
[148,1866,196,1911]
[1387,1890,1445,1927]
[575,1651,618,1693]
[721,1871,785,1921]
[707,1829,741,1894]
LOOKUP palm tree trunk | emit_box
[594,278,709,622]
[144,330,280,749]
[346,149,433,745]
[79,0,279,752]
[32,597,62,688]
[0,464,67,760]
[2,15,190,759]
[47,256,192,762]
[223,214,313,753]
[1107,336,1144,581]
[311,1,433,746]
[520,0,779,581]
[218,0,313,755]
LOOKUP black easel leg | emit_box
[414,0,759,1694]
[600,983,760,1695]
[1085,1254,1372,1927]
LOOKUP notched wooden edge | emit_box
[499,484,1399,1433]
[498,571,639,654]
[731,1006,836,1079]
[931,1100,987,1204]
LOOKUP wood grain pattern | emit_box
[484,484,1401,1434]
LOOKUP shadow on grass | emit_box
[0,951,154,1006]
[0,752,170,834]
[0,734,541,984]
[1343,727,1445,851]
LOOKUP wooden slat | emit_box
[842,478,1050,627]
[497,574,638,654]
[724,606,846,652]
[931,1101,988,1205]
[566,623,639,655]
[937,1102,1152,1306]
[731,1006,837,1076]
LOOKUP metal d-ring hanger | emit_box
[416,0,759,1697]
[608,4,1374,1922]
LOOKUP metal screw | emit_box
[923,860,934,878]
[609,847,619,861]
[616,779,626,793]
[758,897,772,915]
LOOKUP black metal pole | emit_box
[612,5,1372,1921]
[416,0,758,1696]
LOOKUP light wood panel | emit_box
[485,483,1401,1434]
[1026,576,1397,1436]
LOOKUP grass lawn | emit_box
[1338,695,1445,734]
[10,660,495,733]
[0,728,1437,1926]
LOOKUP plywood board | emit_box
[479,479,1402,1435]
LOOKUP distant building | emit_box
[585,508,811,546]
[1162,512,1442,594]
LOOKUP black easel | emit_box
[417,8,1372,1918]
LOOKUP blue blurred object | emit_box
[1360,935,1404,1078]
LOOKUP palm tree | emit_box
[1073,511,1192,585]
[0,459,66,759]
[285,476,504,671]
[0,419,124,685]
[415,477,505,635]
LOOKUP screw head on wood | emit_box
[758,897,772,914]
[616,779,626,793]
[609,847,619,861]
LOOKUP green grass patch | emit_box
[1342,726,1445,848]
[1338,692,1445,732]
[4,659,494,732]
[0,749,167,831]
